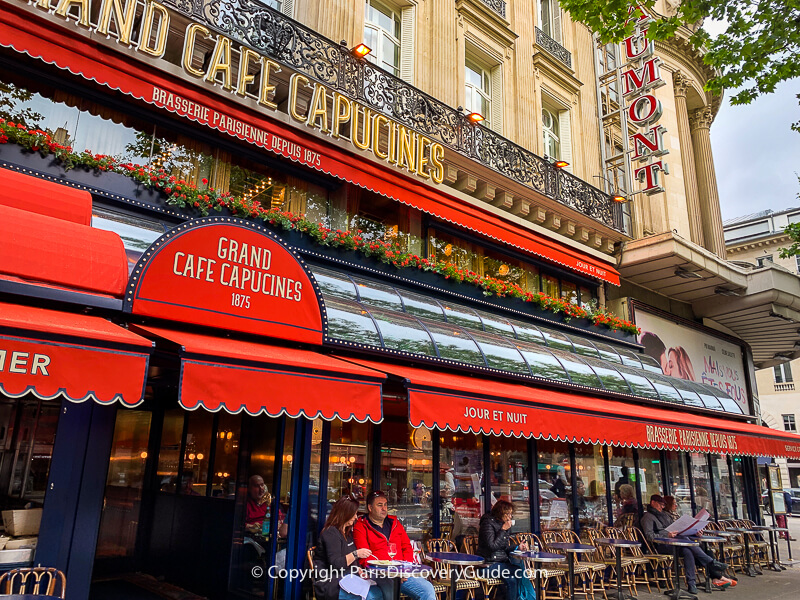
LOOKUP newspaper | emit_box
[665,509,710,536]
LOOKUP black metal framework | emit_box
[160,0,623,232]
[477,0,507,19]
[535,26,572,69]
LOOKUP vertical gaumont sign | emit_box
[10,0,446,184]
[621,6,669,195]
[125,219,324,345]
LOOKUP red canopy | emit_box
[343,358,800,459]
[0,169,92,225]
[136,327,385,422]
[0,302,152,406]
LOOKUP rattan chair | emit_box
[742,520,770,569]
[606,527,649,594]
[424,538,480,600]
[462,535,503,600]
[585,527,637,597]
[543,530,598,600]
[718,520,745,574]
[513,532,567,600]
[624,527,673,591]
[0,567,66,599]
[562,529,608,600]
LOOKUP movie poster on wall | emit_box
[635,308,750,414]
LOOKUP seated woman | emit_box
[314,496,383,600]
[477,500,529,600]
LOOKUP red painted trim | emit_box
[344,358,800,459]
[0,8,620,285]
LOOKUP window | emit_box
[365,0,402,76]
[756,255,773,267]
[774,362,793,383]
[539,0,563,44]
[465,59,492,125]
[542,108,560,159]
[784,414,797,432]
[795,255,800,274]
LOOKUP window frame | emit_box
[538,0,563,44]
[783,414,797,432]
[365,0,403,77]
[542,107,560,160]
[774,362,793,384]
[465,58,493,127]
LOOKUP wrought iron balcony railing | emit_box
[535,27,572,69]
[477,0,506,19]
[163,0,622,232]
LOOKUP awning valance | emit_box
[343,358,800,459]
[0,302,152,406]
[136,327,385,422]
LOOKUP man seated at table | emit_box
[640,494,733,593]
[353,490,436,600]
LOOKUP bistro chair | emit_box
[718,520,746,574]
[424,538,480,600]
[562,529,608,600]
[624,527,673,591]
[742,519,771,569]
[462,535,503,600]
[0,567,66,599]
[513,533,566,600]
[704,522,740,578]
[585,527,637,597]
[542,530,596,600]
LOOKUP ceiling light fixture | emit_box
[714,287,743,296]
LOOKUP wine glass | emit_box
[388,543,397,561]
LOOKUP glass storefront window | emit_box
[326,419,372,504]
[95,410,152,560]
[608,447,638,522]
[156,409,185,493]
[354,278,404,312]
[489,437,530,533]
[542,274,559,297]
[516,342,572,382]
[690,453,713,514]
[441,432,485,540]
[367,308,437,356]
[422,321,486,365]
[711,455,735,520]
[730,456,749,520]
[322,298,382,346]
[538,440,573,531]
[210,413,241,499]
[4,400,59,502]
[665,451,692,517]
[638,449,665,507]
[379,409,433,542]
[574,445,609,530]
[181,411,213,496]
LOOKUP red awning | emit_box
[0,205,128,296]
[136,327,385,422]
[343,358,800,459]
[0,302,152,406]
[0,169,92,225]
[0,10,620,286]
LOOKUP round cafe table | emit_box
[367,561,433,600]
[654,537,701,600]
[595,538,641,600]
[426,552,484,600]
[685,535,727,592]
[512,550,564,600]
[547,542,596,600]
[726,528,761,577]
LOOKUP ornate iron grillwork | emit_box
[478,0,507,19]
[535,27,572,69]
[162,0,622,232]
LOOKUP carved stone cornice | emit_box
[690,107,714,130]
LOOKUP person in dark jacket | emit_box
[639,494,733,593]
[314,496,383,600]
[477,500,529,600]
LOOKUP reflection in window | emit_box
[381,415,433,542]
[509,320,546,346]
[470,332,529,374]
[548,349,603,388]
[397,290,446,322]
[711,455,734,520]
[690,453,713,514]
[323,298,382,346]
[182,411,213,496]
[609,448,638,522]
[490,437,530,533]
[515,342,571,382]
[614,365,660,400]
[591,342,623,364]
[644,373,685,404]
[325,418,372,506]
[312,268,358,300]
[538,440,573,531]
[665,451,692,517]
[638,449,665,510]
[157,409,185,493]
[615,347,644,369]
[368,308,437,356]
[731,457,749,520]
[539,327,574,352]
[567,335,600,359]
[423,322,486,365]
[441,432,485,539]
[210,412,241,499]
[574,445,608,529]
[354,278,404,312]
[580,357,632,394]
[442,304,484,331]
[92,207,166,272]
[477,311,516,337]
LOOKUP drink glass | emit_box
[388,543,397,560]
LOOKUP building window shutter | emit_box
[490,64,503,134]
[281,0,294,17]
[558,108,572,172]
[552,2,563,44]
[399,6,415,83]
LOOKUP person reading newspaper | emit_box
[640,494,735,593]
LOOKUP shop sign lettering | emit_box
[21,0,445,183]
[463,405,528,424]
[128,221,323,344]
[645,424,738,451]
[0,349,50,375]
[621,6,669,195]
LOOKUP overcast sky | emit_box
[710,80,800,222]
